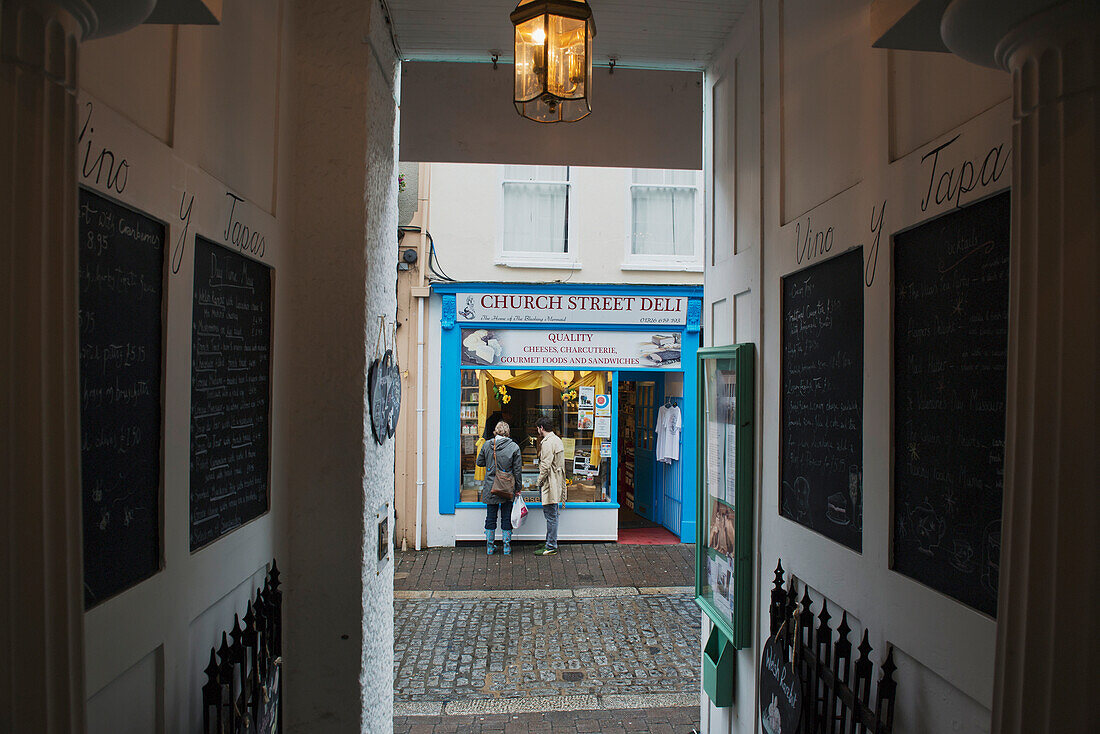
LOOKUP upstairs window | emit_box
[630,168,699,259]
[502,165,570,255]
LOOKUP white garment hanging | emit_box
[654,403,682,463]
[661,404,682,462]
[654,404,668,462]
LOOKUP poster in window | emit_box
[594,416,611,438]
[578,386,595,408]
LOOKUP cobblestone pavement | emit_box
[393,706,700,733]
[395,543,695,591]
[394,594,700,702]
[394,543,700,732]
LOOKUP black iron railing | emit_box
[202,559,282,734]
[770,560,897,734]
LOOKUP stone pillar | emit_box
[0,1,85,731]
[943,1,1099,732]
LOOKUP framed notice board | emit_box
[78,188,166,607]
[695,343,755,648]
[893,191,1010,616]
[780,248,864,552]
[189,236,273,551]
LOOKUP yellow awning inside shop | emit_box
[474,369,608,481]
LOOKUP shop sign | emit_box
[455,292,688,326]
[461,329,682,369]
[369,349,401,444]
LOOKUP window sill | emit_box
[495,258,583,270]
[621,261,704,273]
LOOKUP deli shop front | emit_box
[432,283,703,544]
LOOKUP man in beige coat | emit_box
[534,416,566,555]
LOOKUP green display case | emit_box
[695,344,754,650]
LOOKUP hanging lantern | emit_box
[511,0,596,123]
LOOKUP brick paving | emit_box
[395,543,695,591]
[394,542,700,733]
[393,706,700,733]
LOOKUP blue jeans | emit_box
[543,503,559,549]
[485,501,513,531]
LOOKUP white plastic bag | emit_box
[511,495,528,529]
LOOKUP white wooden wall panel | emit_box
[779,0,870,223]
[888,49,1010,160]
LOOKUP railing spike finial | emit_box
[837,610,851,638]
[881,645,897,676]
[858,629,873,659]
[204,648,219,682]
[875,644,899,731]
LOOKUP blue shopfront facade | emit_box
[435,283,702,543]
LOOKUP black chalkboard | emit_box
[893,192,1010,616]
[78,189,165,607]
[781,248,864,551]
[759,633,802,734]
[189,237,272,551]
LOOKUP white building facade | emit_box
[396,162,706,549]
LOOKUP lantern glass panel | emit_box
[515,16,547,102]
[547,15,586,99]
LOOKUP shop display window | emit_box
[459,369,613,504]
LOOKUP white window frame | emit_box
[496,165,580,269]
[622,169,705,272]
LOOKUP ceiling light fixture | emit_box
[511,0,596,123]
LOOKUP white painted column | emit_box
[1,0,158,728]
[943,1,1099,731]
[0,2,85,730]
[994,6,1099,732]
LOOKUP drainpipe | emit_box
[413,163,431,550]
[415,294,425,549]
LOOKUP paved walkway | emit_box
[394,543,700,733]
[393,706,700,733]
[395,542,696,591]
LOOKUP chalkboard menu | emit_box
[780,248,864,551]
[893,192,1010,616]
[78,189,165,607]
[759,633,802,734]
[189,237,272,551]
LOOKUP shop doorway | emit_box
[618,376,661,529]
[618,373,686,543]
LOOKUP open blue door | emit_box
[656,398,684,537]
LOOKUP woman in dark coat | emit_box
[476,421,524,555]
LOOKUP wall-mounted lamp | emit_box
[511,0,595,123]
